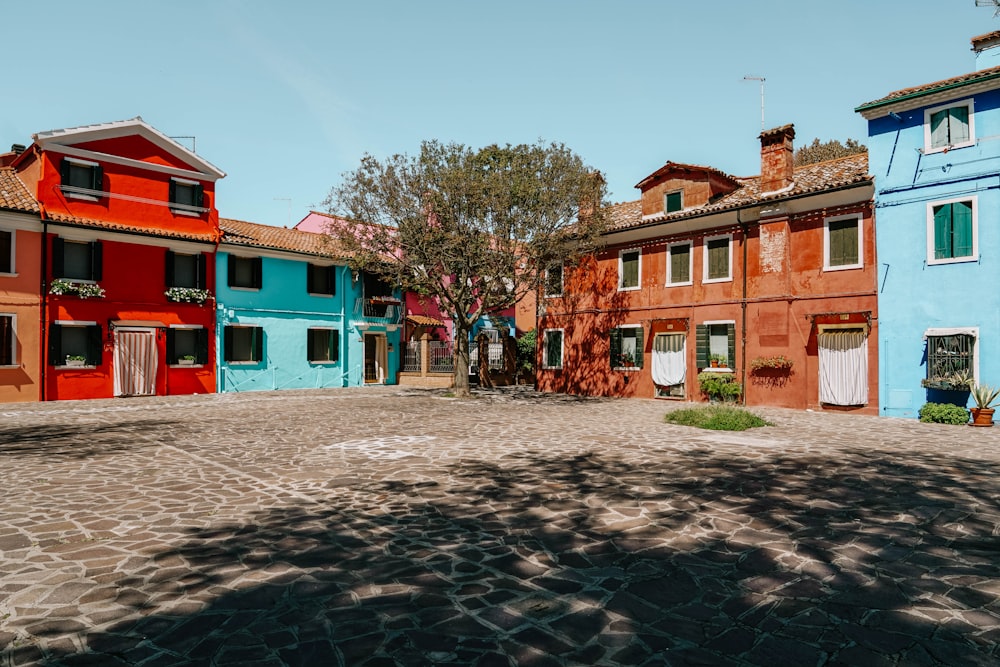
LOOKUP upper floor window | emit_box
[228,255,262,290]
[60,158,103,200]
[824,214,863,271]
[618,248,640,290]
[53,238,102,281]
[224,325,263,363]
[924,99,974,154]
[169,178,205,216]
[307,263,336,296]
[0,229,12,274]
[704,235,732,282]
[667,241,692,285]
[927,198,977,265]
[544,262,563,297]
[664,190,683,214]
[0,314,14,366]
[166,250,207,289]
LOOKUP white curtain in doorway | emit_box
[818,330,868,406]
[652,334,686,387]
[114,330,158,397]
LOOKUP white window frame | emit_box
[666,240,693,286]
[924,98,975,154]
[618,248,641,291]
[664,189,684,214]
[0,228,14,276]
[610,324,643,371]
[926,196,978,266]
[703,319,735,372]
[924,326,979,384]
[703,234,733,284]
[0,313,16,367]
[823,213,864,271]
[544,262,563,298]
[542,328,564,370]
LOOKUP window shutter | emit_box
[950,106,970,144]
[227,256,237,287]
[934,204,951,259]
[60,159,71,186]
[197,253,207,289]
[696,324,708,369]
[196,328,209,365]
[168,180,177,205]
[930,109,948,147]
[953,201,973,257]
[672,245,690,283]
[253,327,263,362]
[307,328,317,361]
[708,239,728,279]
[165,250,175,288]
[90,241,103,281]
[165,328,176,362]
[224,326,234,362]
[634,328,644,369]
[92,165,103,194]
[844,222,858,264]
[48,323,61,366]
[87,325,103,366]
[195,184,204,208]
[727,324,736,369]
[52,238,65,278]
[0,316,10,366]
[609,328,622,367]
[330,330,339,362]
[326,266,335,295]
[251,257,263,289]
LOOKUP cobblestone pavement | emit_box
[1,387,1000,666]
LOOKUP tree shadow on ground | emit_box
[20,446,1000,666]
[0,420,177,460]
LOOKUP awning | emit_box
[111,320,166,328]
[646,318,687,351]
[406,315,446,327]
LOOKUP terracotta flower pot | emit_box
[971,407,995,427]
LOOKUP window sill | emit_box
[0,364,19,369]
[170,363,204,368]
[613,366,642,372]
[702,367,734,373]
[924,141,974,155]
[226,361,263,366]
[544,293,563,299]
[665,280,693,287]
[823,263,863,272]
[0,272,18,278]
[703,277,732,284]
[927,256,977,266]
[64,192,99,202]
[170,208,203,217]
[57,365,95,370]
[309,361,339,366]
[228,286,261,292]
[307,293,335,298]
[617,286,640,292]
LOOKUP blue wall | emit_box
[866,88,1000,417]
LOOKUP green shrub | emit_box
[918,402,969,425]
[664,406,772,431]
[516,329,536,377]
[697,372,742,402]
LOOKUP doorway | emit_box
[113,328,159,397]
[364,333,387,384]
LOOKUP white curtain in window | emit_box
[652,334,686,387]
[818,331,867,406]
[114,330,158,397]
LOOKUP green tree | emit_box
[326,140,608,397]
[794,138,867,166]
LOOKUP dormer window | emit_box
[60,158,103,200]
[169,178,205,215]
[664,190,683,214]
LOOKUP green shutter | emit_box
[665,191,682,213]
[224,326,233,362]
[727,324,736,369]
[933,204,951,259]
[609,328,622,367]
[546,331,562,368]
[950,106,970,144]
[708,239,728,279]
[60,159,71,186]
[696,324,708,369]
[195,184,205,208]
[828,219,858,266]
[953,201,973,258]
[634,328,644,369]
[253,327,264,362]
[930,109,949,148]
[671,245,690,283]
[330,330,339,362]
[621,251,639,288]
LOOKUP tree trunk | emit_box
[453,327,471,397]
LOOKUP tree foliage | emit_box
[325,140,608,396]
[794,138,867,166]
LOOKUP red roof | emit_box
[220,217,347,258]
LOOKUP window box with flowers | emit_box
[49,279,106,299]
[165,287,212,304]
[749,355,794,373]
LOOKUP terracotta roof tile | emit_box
[606,153,870,232]
[0,168,40,214]
[856,64,1000,112]
[220,217,347,258]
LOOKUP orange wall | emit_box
[0,228,42,402]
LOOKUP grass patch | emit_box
[664,405,773,431]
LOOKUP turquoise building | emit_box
[216,219,401,392]
[857,32,1000,417]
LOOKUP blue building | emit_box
[857,31,1000,417]
[216,218,401,392]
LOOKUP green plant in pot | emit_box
[970,384,1000,427]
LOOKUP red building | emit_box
[8,118,225,400]
[537,125,879,413]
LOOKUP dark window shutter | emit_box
[60,159,71,186]
[165,328,176,362]
[326,266,336,295]
[253,327,263,362]
[330,330,339,362]
[634,328,644,369]
[696,324,709,369]
[609,328,622,367]
[227,256,237,287]
[48,323,61,365]
[92,165,103,193]
[168,180,177,205]
[90,241,103,281]
[195,184,204,208]
[252,257,263,289]
[307,328,317,361]
[52,237,65,278]
[727,324,736,369]
[87,325,103,366]
[197,253,207,289]
[196,328,209,365]
[165,250,175,288]
[307,265,317,294]
[224,326,233,362]
[0,315,10,366]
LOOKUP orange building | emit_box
[537,125,879,413]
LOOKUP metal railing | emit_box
[429,341,454,373]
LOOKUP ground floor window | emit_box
[542,329,563,369]
[610,326,643,370]
[224,325,264,363]
[49,322,102,366]
[696,322,735,370]
[652,333,686,397]
[308,328,339,363]
[0,314,14,366]
[167,327,209,365]
[926,332,975,381]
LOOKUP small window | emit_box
[609,326,644,369]
[667,242,692,285]
[166,251,206,289]
[228,256,262,289]
[928,198,976,264]
[704,235,731,282]
[60,158,103,199]
[308,328,339,363]
[544,262,563,297]
[825,214,862,270]
[0,229,12,274]
[307,264,336,296]
[925,99,974,153]
[664,190,683,214]
[696,322,735,370]
[53,238,102,281]
[49,322,102,366]
[166,327,208,365]
[619,249,640,290]
[169,179,205,215]
[926,333,974,380]
[0,314,14,366]
[542,329,563,369]
[224,325,264,363]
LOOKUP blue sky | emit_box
[4,1,997,226]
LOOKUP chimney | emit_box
[972,31,1000,71]
[10,144,25,155]
[759,124,795,193]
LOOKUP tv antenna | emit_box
[976,0,1000,17]
[744,75,766,131]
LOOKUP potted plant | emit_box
[64,355,87,367]
[970,384,1000,427]
[709,353,727,369]
[698,371,741,403]
[749,355,794,373]
[178,355,197,366]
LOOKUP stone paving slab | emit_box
[1,387,1000,665]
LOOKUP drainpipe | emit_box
[39,210,49,402]
[739,209,748,406]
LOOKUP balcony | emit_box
[353,297,402,326]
